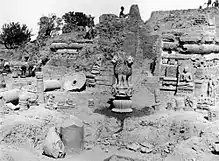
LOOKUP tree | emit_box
[62,11,94,33]
[0,22,31,49]
[37,14,63,46]
[37,14,56,40]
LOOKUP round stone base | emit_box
[111,108,133,113]
[112,99,133,113]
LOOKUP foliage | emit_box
[37,14,63,46]
[62,11,94,33]
[0,22,31,49]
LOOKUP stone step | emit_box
[95,83,112,86]
[86,74,96,79]
[96,80,113,85]
[86,82,96,86]
[91,70,100,75]
[87,79,96,83]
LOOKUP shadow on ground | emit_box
[93,98,152,133]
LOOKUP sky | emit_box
[0,0,208,39]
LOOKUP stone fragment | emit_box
[6,103,19,111]
[126,143,140,151]
[162,42,178,50]
[36,72,44,103]
[0,89,19,103]
[88,99,94,108]
[43,80,61,92]
[43,126,66,159]
[85,144,93,150]
[201,35,215,43]
[140,147,153,153]
[214,143,219,152]
[19,93,29,111]
[179,35,202,44]
[140,142,153,149]
[208,106,219,121]
[63,72,86,91]
[60,115,84,154]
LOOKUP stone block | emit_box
[195,68,205,80]
[162,42,178,50]
[208,106,219,121]
[201,35,215,44]
[162,33,176,42]
[179,35,202,44]
[165,66,177,77]
[60,115,84,155]
[160,65,167,77]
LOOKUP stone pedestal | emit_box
[112,99,132,113]
[36,72,44,103]
[111,53,134,113]
[111,86,133,113]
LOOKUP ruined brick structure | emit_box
[146,8,219,109]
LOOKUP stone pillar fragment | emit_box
[36,72,44,103]
[60,115,84,155]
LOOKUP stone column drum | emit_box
[36,72,44,103]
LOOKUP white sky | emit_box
[0,0,207,38]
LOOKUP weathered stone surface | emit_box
[182,44,219,54]
[208,106,219,121]
[162,33,176,42]
[166,66,177,77]
[50,43,84,50]
[60,115,84,154]
[6,103,19,111]
[129,4,142,22]
[126,142,141,151]
[201,35,215,43]
[56,49,78,54]
[179,35,202,44]
[162,42,179,50]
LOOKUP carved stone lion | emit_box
[112,52,134,88]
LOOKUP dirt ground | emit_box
[0,64,217,161]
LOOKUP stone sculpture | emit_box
[46,94,55,110]
[176,65,194,96]
[111,52,134,113]
[112,52,134,89]
[207,76,215,97]
[178,66,193,87]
